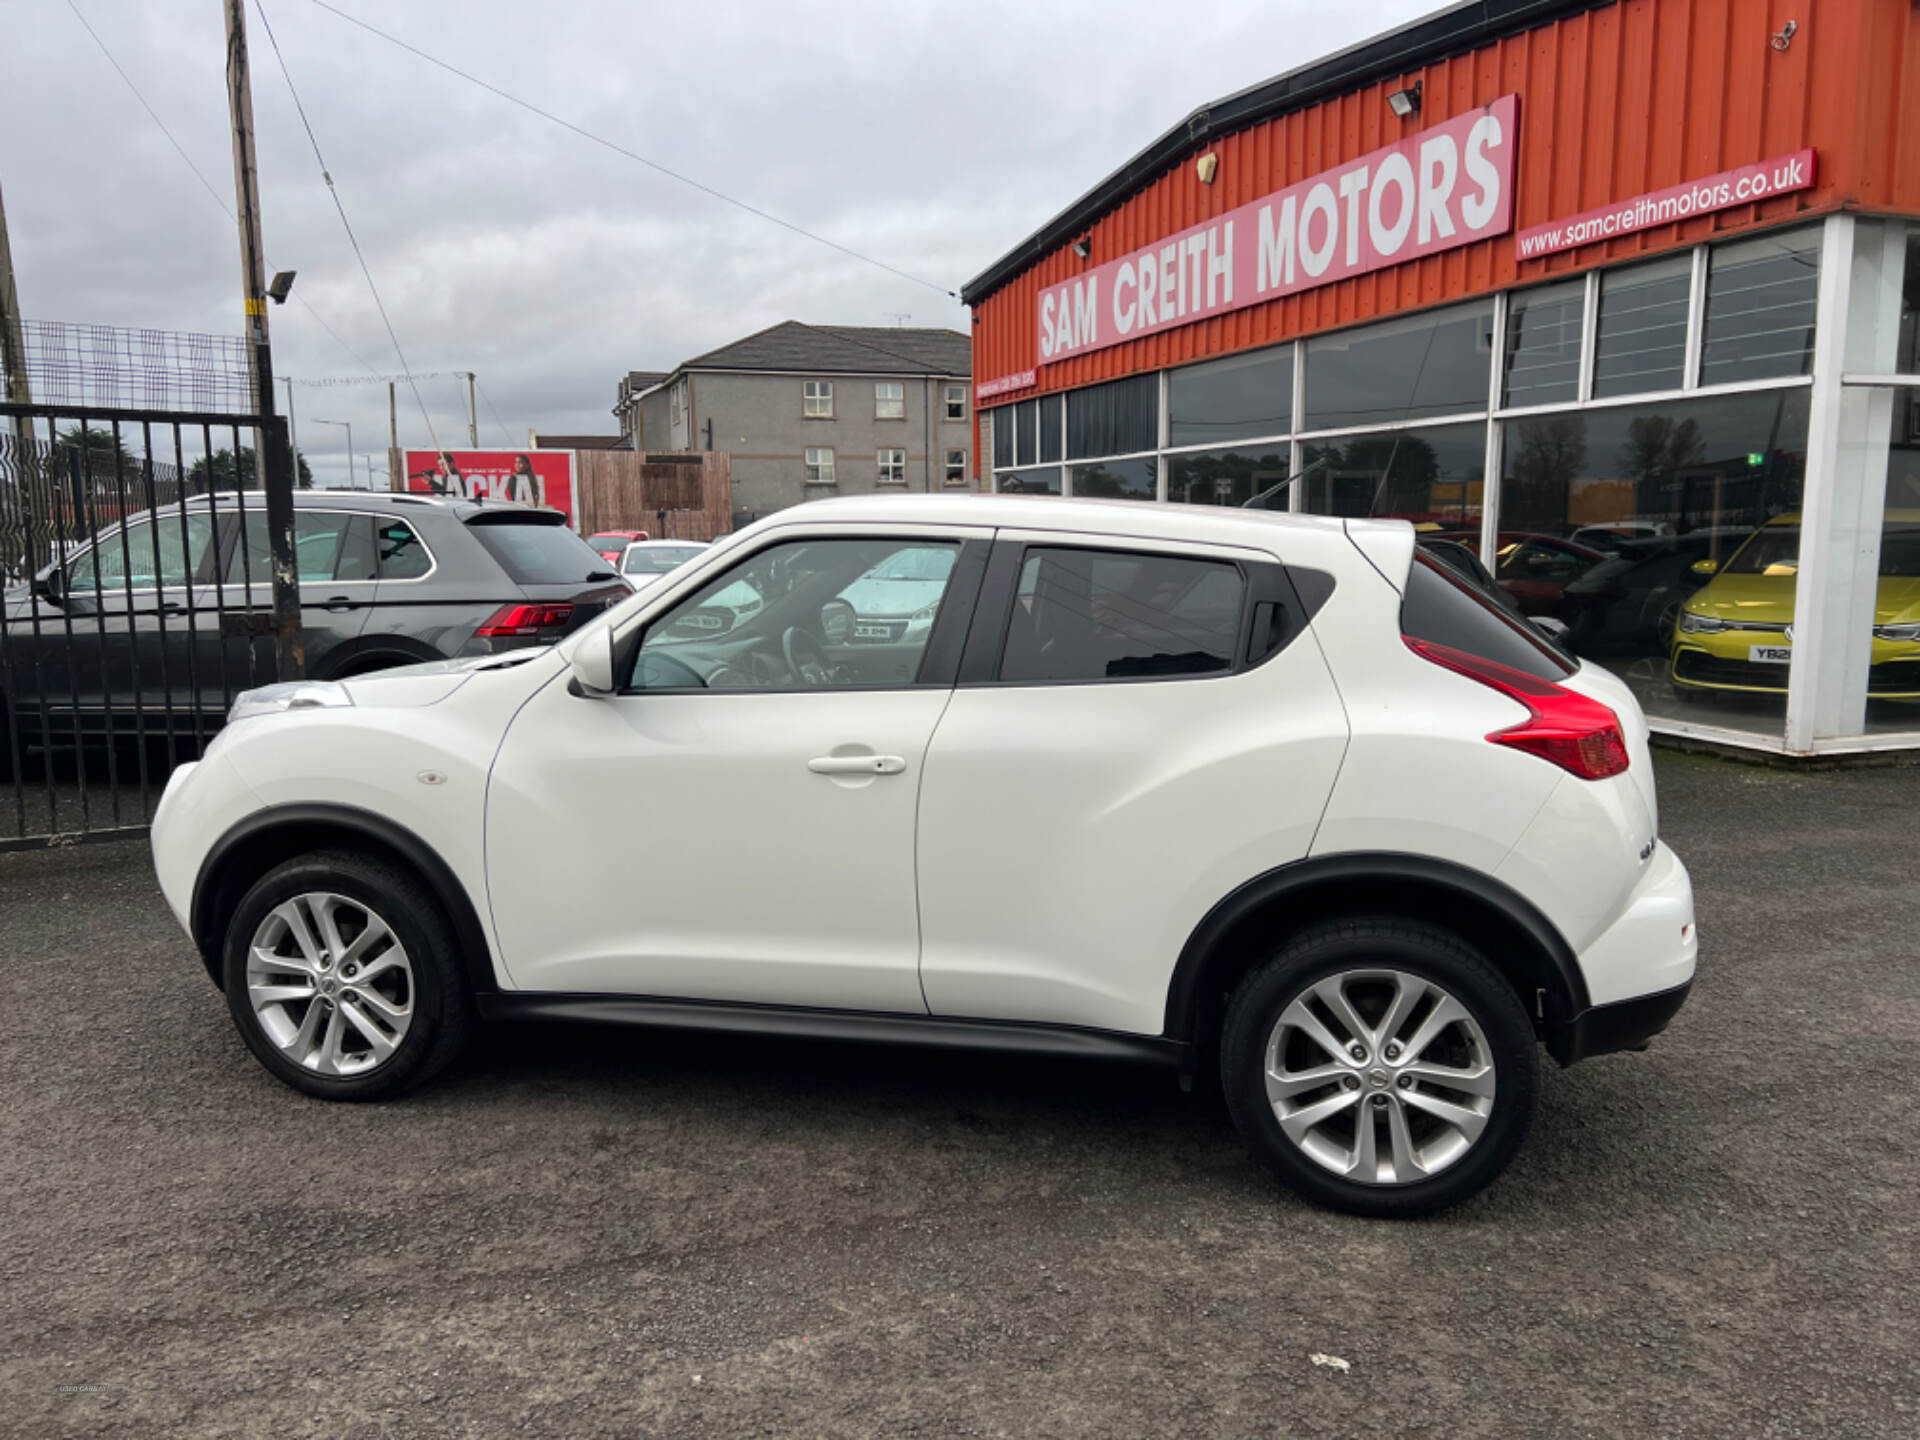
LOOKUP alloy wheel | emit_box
[245,892,414,1076]
[1264,968,1496,1185]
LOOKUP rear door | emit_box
[915,531,1350,1036]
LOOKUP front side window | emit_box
[69,513,215,591]
[803,380,833,418]
[804,448,836,485]
[630,537,961,691]
[875,382,905,420]
[944,449,967,486]
[1000,547,1244,683]
[945,384,967,421]
[877,448,906,484]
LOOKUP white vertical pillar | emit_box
[1577,270,1600,402]
[1785,214,1861,751]
[1288,339,1307,512]
[1481,291,1508,567]
[1157,370,1170,502]
[1682,245,1708,390]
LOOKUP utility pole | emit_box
[0,176,32,450]
[279,375,298,477]
[224,0,303,678]
[388,380,399,491]
[464,371,478,447]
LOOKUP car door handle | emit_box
[807,754,906,776]
[323,595,362,612]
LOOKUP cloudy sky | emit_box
[6,0,1432,487]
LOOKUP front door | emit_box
[484,527,988,1010]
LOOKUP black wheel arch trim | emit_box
[189,802,500,997]
[1163,851,1592,1049]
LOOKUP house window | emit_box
[876,382,905,419]
[804,447,836,485]
[877,448,907,484]
[944,449,967,486]
[945,384,967,421]
[803,380,833,418]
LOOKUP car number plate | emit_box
[1749,644,1792,664]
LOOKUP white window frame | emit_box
[944,384,967,421]
[944,448,968,486]
[877,447,907,485]
[804,447,836,485]
[803,380,834,419]
[875,382,905,420]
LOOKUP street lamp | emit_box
[313,418,354,488]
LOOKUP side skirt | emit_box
[477,993,1192,1069]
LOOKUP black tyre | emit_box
[222,850,474,1100]
[1220,917,1538,1218]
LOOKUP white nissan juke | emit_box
[151,495,1696,1217]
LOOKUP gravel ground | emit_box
[1,750,1916,1438]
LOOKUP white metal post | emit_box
[1682,245,1709,389]
[1288,339,1307,512]
[1480,291,1508,567]
[1784,214,1856,752]
[1576,270,1600,402]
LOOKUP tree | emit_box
[55,423,138,478]
[187,445,313,491]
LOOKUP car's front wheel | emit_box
[222,851,474,1100]
[1220,918,1538,1218]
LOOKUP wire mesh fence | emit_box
[2,319,257,415]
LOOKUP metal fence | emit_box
[1,401,286,851]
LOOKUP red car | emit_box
[585,529,649,565]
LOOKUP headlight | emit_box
[1872,622,1920,642]
[1678,612,1727,634]
[228,680,354,724]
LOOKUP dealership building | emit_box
[964,0,1920,757]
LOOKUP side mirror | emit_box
[1530,615,1571,642]
[820,598,854,646]
[1690,558,1719,577]
[569,628,616,696]
[34,568,65,605]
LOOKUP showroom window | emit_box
[1000,466,1062,495]
[1017,398,1041,463]
[1067,375,1158,459]
[1001,547,1244,682]
[1069,457,1157,500]
[991,406,1013,469]
[1303,301,1493,430]
[1169,345,1293,444]
[1592,255,1693,398]
[1700,228,1821,386]
[1503,280,1585,409]
[1168,444,1291,507]
[1299,423,1486,526]
[1039,394,1064,462]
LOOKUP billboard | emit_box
[401,449,576,523]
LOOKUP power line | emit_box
[308,0,958,299]
[252,0,440,450]
[474,377,517,448]
[60,0,381,378]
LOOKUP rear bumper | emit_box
[1551,979,1692,1064]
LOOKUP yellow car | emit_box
[1670,511,1920,699]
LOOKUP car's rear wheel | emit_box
[1220,918,1537,1218]
[222,851,473,1100]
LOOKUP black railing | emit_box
[1,402,289,850]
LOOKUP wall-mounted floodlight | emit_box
[1387,81,1422,118]
[1195,152,1219,185]
[267,270,297,304]
[1071,237,1091,259]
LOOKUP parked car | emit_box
[586,529,650,565]
[1671,511,1920,698]
[619,540,709,590]
[1560,533,1731,654]
[1569,521,1675,554]
[0,492,628,765]
[1485,533,1611,622]
[152,494,1694,1218]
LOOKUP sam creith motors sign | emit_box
[1036,95,1517,364]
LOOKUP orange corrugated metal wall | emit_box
[971,0,1920,403]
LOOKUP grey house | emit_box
[626,322,973,525]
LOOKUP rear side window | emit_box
[1000,547,1244,682]
[1401,554,1572,680]
[377,519,433,580]
[469,520,612,584]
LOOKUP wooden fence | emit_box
[573,451,731,541]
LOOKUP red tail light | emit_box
[475,603,574,638]
[1404,637,1630,780]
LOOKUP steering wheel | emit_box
[781,626,832,686]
